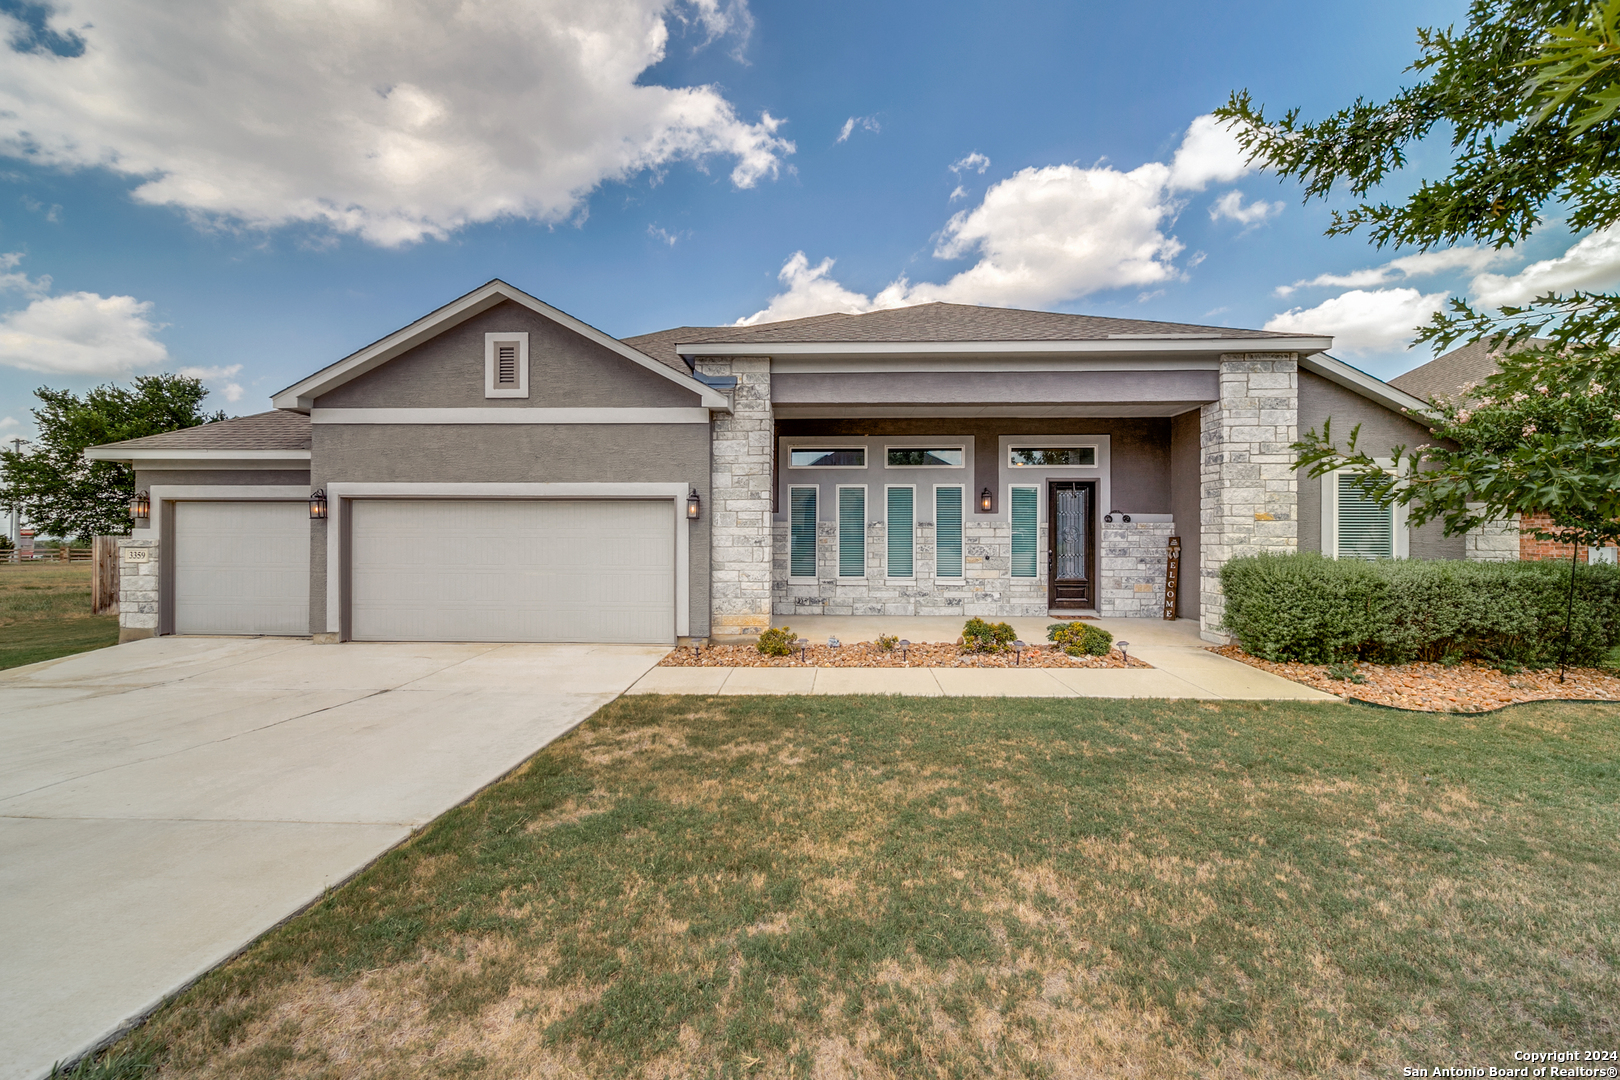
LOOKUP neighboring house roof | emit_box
[626,303,1323,366]
[84,411,311,463]
[1388,338,1552,403]
[271,279,728,412]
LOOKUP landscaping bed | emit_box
[1215,643,1620,711]
[660,640,1148,668]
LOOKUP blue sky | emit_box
[2,0,1617,485]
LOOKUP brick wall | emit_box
[1520,512,1589,562]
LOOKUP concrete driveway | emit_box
[0,637,666,1080]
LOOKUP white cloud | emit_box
[950,152,991,175]
[738,115,1259,323]
[0,252,51,299]
[1209,190,1282,228]
[948,184,968,201]
[1165,114,1251,192]
[0,416,18,432]
[177,363,245,404]
[1276,246,1513,297]
[735,253,878,325]
[836,115,879,143]
[1264,287,1446,354]
[1470,223,1620,306]
[648,224,680,246]
[0,0,792,247]
[0,292,169,374]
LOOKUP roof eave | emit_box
[272,280,730,412]
[673,336,1332,358]
[82,447,312,464]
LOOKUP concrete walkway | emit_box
[630,617,1338,700]
[0,637,665,1080]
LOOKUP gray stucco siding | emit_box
[309,422,711,637]
[316,299,701,410]
[771,369,1218,409]
[136,468,311,490]
[1297,370,1462,559]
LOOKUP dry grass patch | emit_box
[87,696,1620,1079]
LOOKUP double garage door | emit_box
[349,499,675,644]
[170,497,675,644]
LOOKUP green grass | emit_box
[92,696,1620,1078]
[0,565,119,670]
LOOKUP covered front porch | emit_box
[767,416,1201,623]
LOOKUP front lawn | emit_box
[0,564,118,671]
[98,696,1619,1077]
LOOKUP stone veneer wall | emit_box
[771,518,1174,619]
[1465,506,1521,562]
[697,357,774,638]
[1099,520,1174,617]
[116,537,159,642]
[1200,353,1300,642]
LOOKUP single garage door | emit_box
[173,500,311,635]
[349,498,675,644]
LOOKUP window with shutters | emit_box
[789,487,818,579]
[934,485,963,578]
[484,332,530,398]
[837,486,866,578]
[886,485,914,578]
[1010,485,1039,577]
[1323,467,1408,559]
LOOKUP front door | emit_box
[1047,481,1095,609]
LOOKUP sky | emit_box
[2,0,1618,508]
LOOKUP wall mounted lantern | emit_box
[308,489,328,521]
[979,487,993,513]
[129,489,150,525]
[686,488,701,520]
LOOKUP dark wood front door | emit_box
[1048,481,1095,609]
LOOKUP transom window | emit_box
[790,448,866,468]
[886,447,963,467]
[1008,446,1096,468]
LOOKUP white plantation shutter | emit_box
[1336,473,1394,559]
[886,486,914,578]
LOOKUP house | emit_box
[86,279,1510,648]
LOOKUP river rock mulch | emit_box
[1213,644,1620,712]
[660,640,1150,668]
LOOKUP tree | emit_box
[1214,0,1620,553]
[0,375,226,540]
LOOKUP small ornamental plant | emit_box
[962,617,1017,653]
[757,626,795,657]
[1047,621,1113,657]
[876,633,899,652]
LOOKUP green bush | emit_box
[1221,553,1620,666]
[962,617,1017,652]
[1047,621,1113,656]
[757,626,795,657]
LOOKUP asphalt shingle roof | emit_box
[622,302,1295,367]
[1388,339,1550,404]
[91,410,311,452]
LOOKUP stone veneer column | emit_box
[697,356,773,640]
[1200,353,1299,642]
[1464,506,1520,561]
[116,536,159,642]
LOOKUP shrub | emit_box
[1220,553,1620,666]
[962,617,1017,652]
[876,633,898,652]
[757,626,795,657]
[1047,621,1112,656]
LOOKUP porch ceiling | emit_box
[772,403,1207,418]
[770,368,1218,418]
